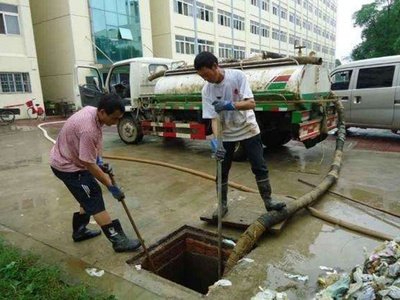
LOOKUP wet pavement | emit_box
[0,119,399,299]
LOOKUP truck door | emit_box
[351,65,395,126]
[330,69,353,122]
[75,66,104,107]
[106,63,131,105]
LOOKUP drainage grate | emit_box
[127,225,235,295]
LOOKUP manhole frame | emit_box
[127,225,236,295]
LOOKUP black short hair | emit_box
[97,93,125,115]
[194,51,218,70]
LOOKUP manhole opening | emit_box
[127,225,235,295]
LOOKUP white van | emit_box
[330,55,400,133]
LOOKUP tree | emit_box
[351,0,400,60]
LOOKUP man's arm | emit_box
[233,98,255,110]
[82,161,112,188]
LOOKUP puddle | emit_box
[127,225,235,295]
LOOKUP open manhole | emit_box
[127,225,235,295]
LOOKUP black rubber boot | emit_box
[212,183,229,220]
[101,219,141,252]
[256,179,286,212]
[72,212,101,242]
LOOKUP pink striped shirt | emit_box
[50,106,103,172]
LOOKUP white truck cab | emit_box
[330,55,400,133]
[75,57,184,110]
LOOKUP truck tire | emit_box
[118,115,143,144]
[232,142,247,161]
[261,130,292,148]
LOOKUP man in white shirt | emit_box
[194,51,286,219]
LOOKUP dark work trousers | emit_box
[218,134,269,186]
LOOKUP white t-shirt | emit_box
[202,69,260,142]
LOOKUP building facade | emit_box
[0,0,43,118]
[30,0,153,106]
[151,0,337,70]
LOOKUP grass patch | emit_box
[0,239,115,300]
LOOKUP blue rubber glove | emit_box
[97,156,112,174]
[96,156,103,166]
[210,138,218,153]
[108,185,125,201]
[210,138,226,161]
[212,100,236,113]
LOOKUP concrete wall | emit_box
[0,0,43,119]
[30,0,78,104]
[139,0,154,57]
[150,0,173,58]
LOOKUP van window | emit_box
[331,70,352,90]
[356,66,395,89]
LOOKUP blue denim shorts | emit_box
[51,167,105,215]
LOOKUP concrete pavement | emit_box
[0,120,399,299]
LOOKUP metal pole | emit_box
[193,0,199,54]
[258,0,261,52]
[230,0,234,58]
[109,172,157,274]
[278,0,281,53]
[216,114,223,279]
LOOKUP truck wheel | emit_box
[118,115,143,144]
[261,130,292,148]
[232,142,247,161]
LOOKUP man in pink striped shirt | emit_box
[51,93,141,252]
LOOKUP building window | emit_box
[197,38,214,53]
[280,8,287,19]
[313,24,321,35]
[251,0,259,6]
[303,20,312,31]
[303,39,312,49]
[250,20,259,35]
[175,35,195,54]
[261,0,269,11]
[251,48,261,54]
[233,14,244,31]
[313,42,321,51]
[261,25,269,37]
[272,3,278,16]
[289,12,295,23]
[219,43,233,59]
[0,72,31,93]
[233,45,245,60]
[89,0,143,64]
[218,9,231,27]
[272,28,279,40]
[196,2,213,22]
[295,16,301,27]
[280,31,287,42]
[289,34,300,45]
[174,0,193,16]
[0,3,20,35]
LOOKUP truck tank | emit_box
[153,57,331,102]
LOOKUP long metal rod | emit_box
[216,115,224,279]
[109,173,157,274]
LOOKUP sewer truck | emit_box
[76,55,337,160]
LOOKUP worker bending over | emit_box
[50,93,141,252]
